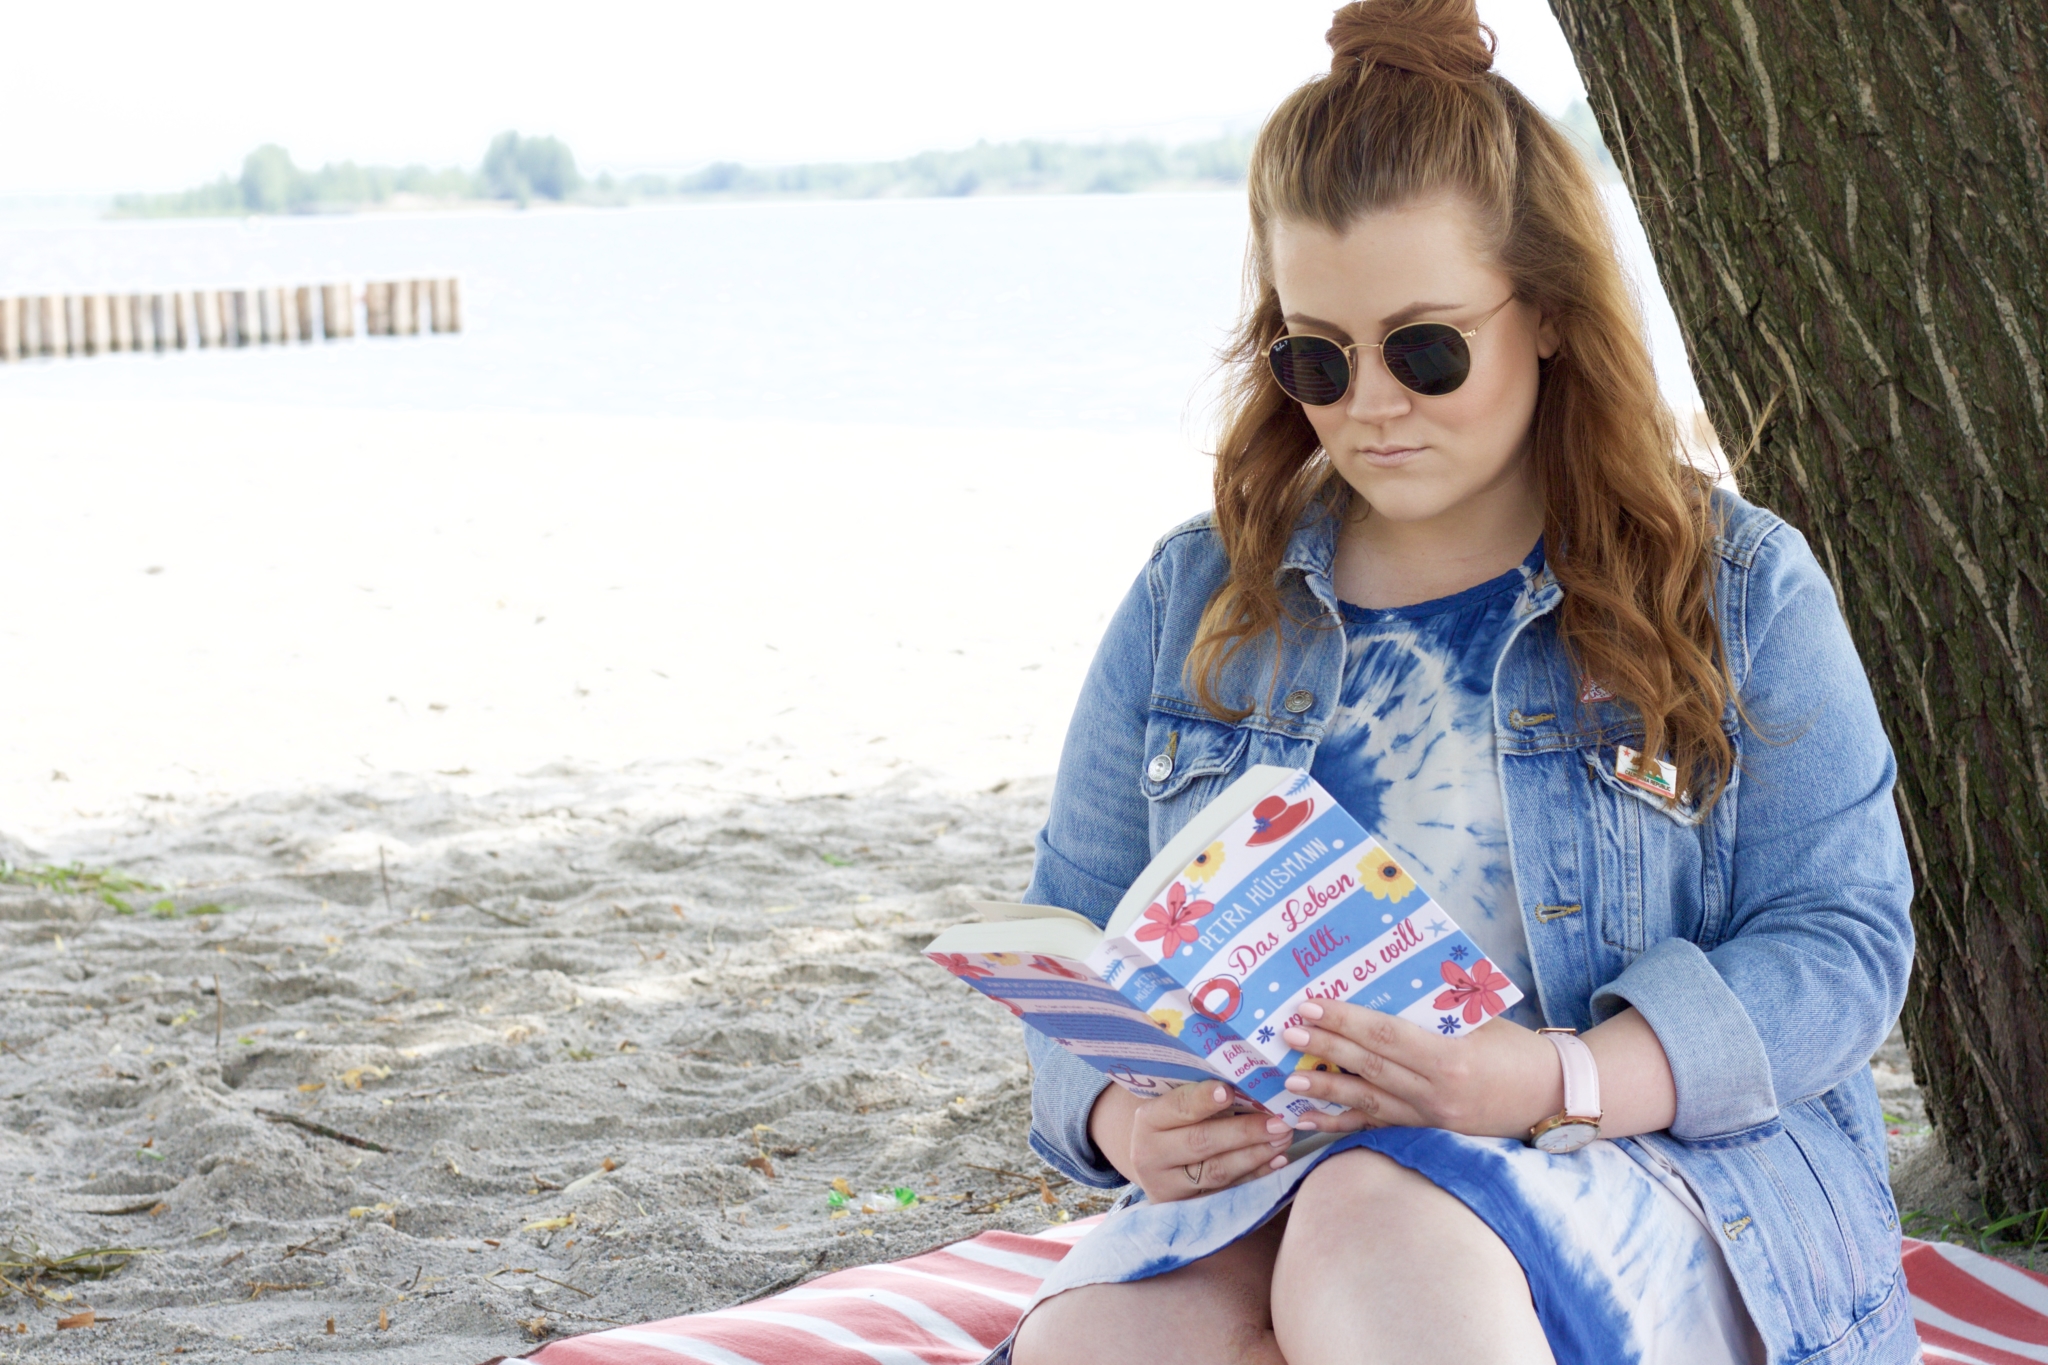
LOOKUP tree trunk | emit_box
[1549,0,2048,1214]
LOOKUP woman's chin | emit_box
[1336,475,1462,526]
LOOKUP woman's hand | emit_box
[1277,1000,1679,1139]
[1278,1000,1560,1138]
[1089,1081,1294,1203]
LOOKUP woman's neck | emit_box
[1329,466,1545,611]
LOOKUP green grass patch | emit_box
[1902,1203,2048,1264]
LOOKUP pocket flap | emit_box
[1583,742,1703,827]
[1139,714,1248,801]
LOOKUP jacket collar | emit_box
[1274,490,1564,620]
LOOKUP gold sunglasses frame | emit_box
[1268,295,1517,405]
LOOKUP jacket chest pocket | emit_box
[1139,713,1250,848]
[1579,742,1708,959]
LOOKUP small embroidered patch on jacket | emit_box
[1580,677,1615,703]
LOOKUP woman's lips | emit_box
[1356,445,1423,467]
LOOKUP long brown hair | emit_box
[1191,0,1733,806]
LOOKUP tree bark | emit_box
[1550,0,2048,1213]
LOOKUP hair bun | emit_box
[1327,0,1496,83]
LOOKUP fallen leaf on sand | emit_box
[521,1315,550,1339]
[379,1307,389,1331]
[522,1213,574,1232]
[746,1155,776,1178]
[831,1177,854,1197]
[56,1311,94,1329]
[338,1065,392,1090]
[297,1082,324,1093]
[347,1202,397,1219]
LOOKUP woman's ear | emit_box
[1535,311,1561,360]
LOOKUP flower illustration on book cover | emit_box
[1183,841,1226,887]
[927,952,994,980]
[1433,958,1512,1024]
[1148,1006,1185,1036]
[1356,846,1417,901]
[1029,954,1087,981]
[1132,882,1214,949]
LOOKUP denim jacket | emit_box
[1021,487,1918,1363]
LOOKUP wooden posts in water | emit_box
[0,280,458,361]
[362,281,391,336]
[432,278,461,334]
[321,283,355,338]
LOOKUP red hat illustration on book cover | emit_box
[1245,794,1313,845]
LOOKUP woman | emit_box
[1003,2,1916,1363]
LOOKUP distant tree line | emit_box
[111,131,582,216]
[604,133,1260,201]
[109,105,1613,217]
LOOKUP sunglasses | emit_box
[1267,297,1515,404]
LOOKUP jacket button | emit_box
[1147,753,1175,783]
[1283,689,1315,714]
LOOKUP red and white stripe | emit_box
[1905,1237,2048,1365]
[512,1224,2046,1364]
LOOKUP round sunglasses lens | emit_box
[1381,323,1471,396]
[1269,336,1351,406]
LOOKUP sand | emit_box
[0,395,1215,841]
[0,394,1214,1361]
[0,761,1123,1363]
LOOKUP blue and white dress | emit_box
[1004,546,1765,1365]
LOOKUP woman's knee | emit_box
[1279,1148,1528,1282]
[1012,1218,1286,1365]
[1284,1148,1424,1237]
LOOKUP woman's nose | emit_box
[1345,350,1414,425]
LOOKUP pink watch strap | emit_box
[1545,1030,1602,1121]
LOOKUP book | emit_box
[923,765,1523,1124]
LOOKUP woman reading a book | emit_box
[1002,2,1915,1363]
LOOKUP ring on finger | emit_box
[1184,1161,1203,1185]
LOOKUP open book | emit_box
[924,765,1522,1123]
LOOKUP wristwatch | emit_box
[1527,1027,1603,1153]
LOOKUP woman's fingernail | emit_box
[1284,1076,1310,1092]
[1281,1028,1311,1047]
[1265,1117,1289,1134]
[1294,1120,1318,1131]
[1298,1002,1324,1020]
[1270,1154,1289,1169]
[1212,1086,1227,1104]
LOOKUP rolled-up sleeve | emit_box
[1019,563,1162,1187]
[1592,520,1915,1139]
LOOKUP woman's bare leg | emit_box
[1270,1150,1554,1365]
[1012,1210,1289,1365]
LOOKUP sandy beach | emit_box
[1,762,1108,1363]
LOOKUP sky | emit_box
[0,1,1591,196]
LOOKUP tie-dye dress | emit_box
[996,544,1767,1365]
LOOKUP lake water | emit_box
[0,189,1700,430]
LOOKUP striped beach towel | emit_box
[507,1226,2046,1364]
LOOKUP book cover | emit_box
[924,766,1522,1123]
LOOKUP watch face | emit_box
[1534,1120,1598,1154]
